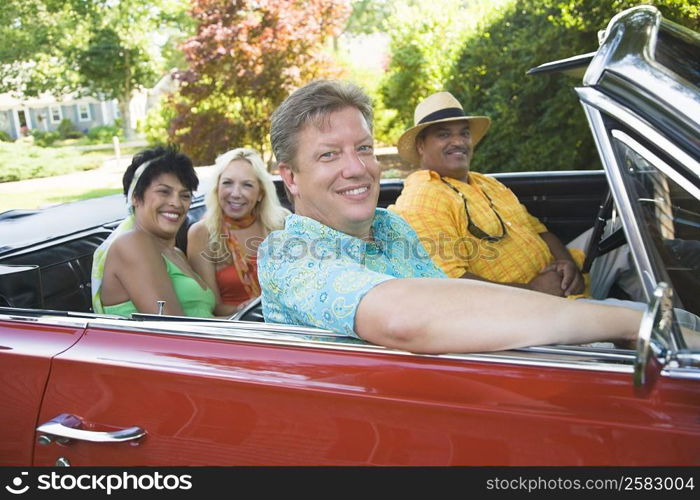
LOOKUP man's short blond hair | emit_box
[270,80,373,172]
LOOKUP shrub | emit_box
[377,0,698,173]
[0,141,105,182]
[87,124,123,144]
[446,0,699,174]
[31,130,61,147]
[57,118,83,139]
[140,97,174,146]
[0,131,12,142]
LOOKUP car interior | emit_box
[0,170,615,326]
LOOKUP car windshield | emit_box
[611,132,700,346]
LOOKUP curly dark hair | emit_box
[122,145,199,202]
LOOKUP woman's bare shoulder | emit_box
[188,219,210,239]
[110,230,162,264]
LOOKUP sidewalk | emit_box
[71,139,148,152]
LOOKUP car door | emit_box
[0,315,86,465]
[31,318,700,465]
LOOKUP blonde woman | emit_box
[187,148,290,316]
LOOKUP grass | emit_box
[0,139,145,212]
[0,139,144,212]
[0,139,141,183]
[0,141,98,182]
[41,187,123,207]
[0,140,407,213]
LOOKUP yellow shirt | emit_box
[389,170,585,284]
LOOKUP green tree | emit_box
[168,0,351,165]
[0,0,191,138]
[345,0,393,35]
[446,0,699,174]
[0,1,82,97]
[378,0,506,146]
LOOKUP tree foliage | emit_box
[166,0,350,165]
[446,0,699,173]
[345,0,393,35]
[378,0,502,146]
[0,1,83,96]
[0,0,191,137]
[377,0,698,173]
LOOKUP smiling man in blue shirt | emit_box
[258,80,641,354]
[259,202,446,336]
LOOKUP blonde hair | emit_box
[271,80,373,172]
[202,148,290,257]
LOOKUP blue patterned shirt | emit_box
[258,208,446,337]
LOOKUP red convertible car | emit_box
[1,6,699,465]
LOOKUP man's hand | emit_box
[542,260,585,296]
[528,269,566,297]
[537,232,585,296]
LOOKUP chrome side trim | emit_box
[91,316,354,342]
[3,310,698,379]
[579,100,655,301]
[0,313,88,329]
[83,316,636,374]
[676,352,700,366]
[662,366,700,381]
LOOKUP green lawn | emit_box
[0,140,143,212]
[0,140,141,183]
[0,141,403,213]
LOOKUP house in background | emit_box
[0,70,181,141]
[0,93,123,139]
[0,90,156,140]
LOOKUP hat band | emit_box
[417,107,465,125]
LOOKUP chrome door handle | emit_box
[36,413,145,443]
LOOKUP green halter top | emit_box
[103,256,215,318]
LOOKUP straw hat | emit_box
[397,92,491,167]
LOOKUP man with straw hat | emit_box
[390,91,588,297]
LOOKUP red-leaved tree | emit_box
[168,0,351,165]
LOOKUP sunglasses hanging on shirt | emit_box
[440,177,508,242]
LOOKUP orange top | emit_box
[215,254,260,306]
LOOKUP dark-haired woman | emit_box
[91,146,215,317]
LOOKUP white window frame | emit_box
[49,105,62,124]
[77,103,91,122]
